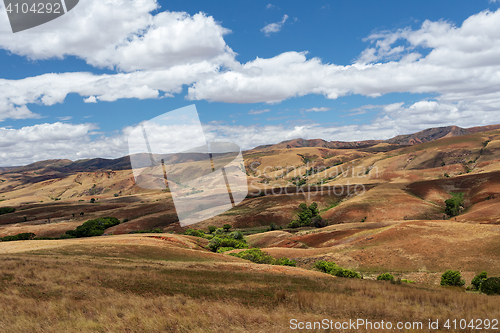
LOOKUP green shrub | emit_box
[440,270,465,287]
[0,207,15,215]
[445,192,464,217]
[184,229,206,238]
[338,269,362,279]
[267,223,278,231]
[401,279,416,284]
[208,226,216,234]
[229,248,296,266]
[216,247,235,253]
[231,231,244,240]
[289,202,325,228]
[314,260,361,279]
[377,273,394,281]
[314,260,338,274]
[471,271,488,290]
[65,217,120,238]
[223,224,232,232]
[480,277,500,295]
[1,232,36,242]
[214,228,226,235]
[273,257,297,267]
[208,236,248,252]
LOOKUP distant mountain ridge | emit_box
[265,124,500,149]
[4,123,500,173]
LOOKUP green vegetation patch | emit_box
[229,248,296,267]
[440,270,465,287]
[377,273,394,281]
[65,217,120,238]
[480,277,500,295]
[288,202,326,228]
[0,232,36,242]
[314,260,361,279]
[445,192,464,217]
[0,207,15,215]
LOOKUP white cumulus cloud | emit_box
[0,0,235,72]
[261,14,288,36]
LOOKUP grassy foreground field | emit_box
[1,236,499,332]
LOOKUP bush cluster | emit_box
[314,260,361,279]
[229,248,296,266]
[288,202,326,228]
[184,229,206,238]
[377,273,394,281]
[183,225,248,252]
[0,207,15,215]
[445,192,464,217]
[480,277,500,295]
[65,217,120,238]
[0,232,36,242]
[471,271,488,290]
[208,234,248,252]
[440,270,465,287]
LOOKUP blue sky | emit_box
[1,0,500,166]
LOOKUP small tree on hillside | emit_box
[288,202,324,228]
[208,226,216,234]
[471,271,488,290]
[441,270,465,287]
[480,277,500,295]
[223,224,232,232]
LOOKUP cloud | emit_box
[4,95,500,166]
[248,109,271,115]
[189,8,500,111]
[1,5,500,164]
[3,5,500,120]
[57,116,73,121]
[0,0,235,72]
[0,122,123,166]
[0,62,222,120]
[261,14,288,36]
[304,107,331,112]
[266,3,275,9]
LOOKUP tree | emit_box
[208,226,216,234]
[440,270,465,287]
[90,198,95,203]
[480,277,500,295]
[445,193,464,217]
[0,207,15,215]
[267,223,278,231]
[377,273,395,281]
[223,224,232,232]
[289,202,323,228]
[65,217,120,238]
[231,231,243,240]
[471,271,488,290]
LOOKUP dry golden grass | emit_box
[1,247,499,332]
